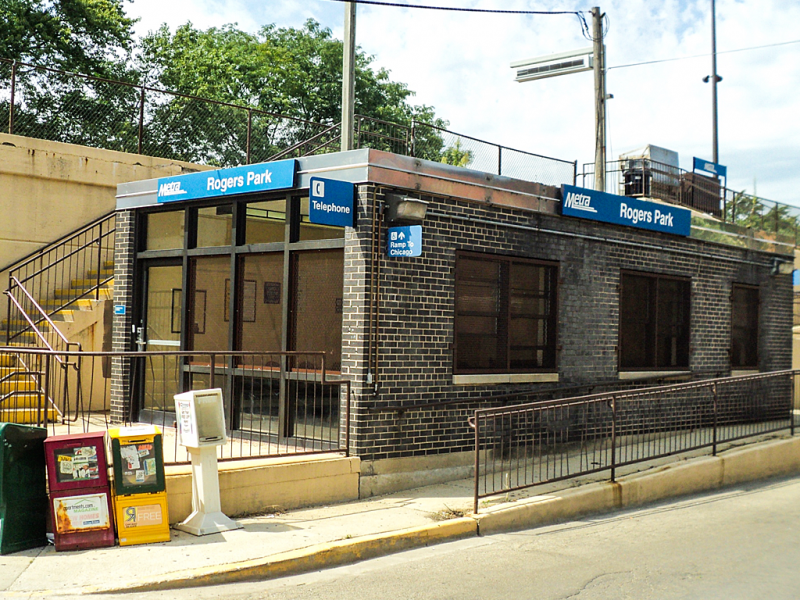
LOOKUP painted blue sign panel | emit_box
[113,305,126,316]
[693,157,727,179]
[793,269,800,287]
[156,159,296,203]
[561,184,691,237]
[308,177,355,227]
[387,225,422,257]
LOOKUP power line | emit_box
[608,38,800,71]
[327,0,583,16]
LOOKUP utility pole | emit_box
[341,1,357,152]
[592,6,607,192]
[710,0,719,163]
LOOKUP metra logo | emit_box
[564,191,597,213]
[158,181,186,197]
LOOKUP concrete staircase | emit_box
[0,352,59,424]
[0,260,113,424]
[1,260,114,344]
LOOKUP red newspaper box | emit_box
[44,432,115,551]
[44,432,109,492]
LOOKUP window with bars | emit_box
[619,271,691,370]
[454,252,558,373]
[731,284,759,368]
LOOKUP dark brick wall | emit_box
[110,209,135,423]
[342,185,793,462]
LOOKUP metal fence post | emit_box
[473,412,480,515]
[9,61,16,135]
[137,86,145,155]
[789,371,797,437]
[712,383,718,456]
[573,160,578,186]
[95,221,102,300]
[498,146,503,177]
[610,395,617,482]
[246,109,252,165]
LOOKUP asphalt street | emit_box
[36,473,800,600]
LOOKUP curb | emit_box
[76,435,800,595]
[85,518,478,594]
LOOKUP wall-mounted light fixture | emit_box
[770,257,794,276]
[385,194,429,223]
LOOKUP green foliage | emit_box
[0,0,136,74]
[0,6,447,166]
[440,139,474,168]
[135,19,447,164]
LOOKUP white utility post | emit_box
[591,6,607,192]
[511,6,607,192]
[341,1,357,151]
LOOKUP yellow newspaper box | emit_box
[112,490,170,546]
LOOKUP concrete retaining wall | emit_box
[165,455,360,524]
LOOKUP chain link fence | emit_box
[414,121,576,186]
[1,58,578,186]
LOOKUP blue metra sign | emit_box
[387,225,422,257]
[693,157,727,179]
[308,177,355,227]
[561,184,691,237]
[156,159,296,203]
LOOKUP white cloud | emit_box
[125,0,800,205]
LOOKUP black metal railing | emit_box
[469,370,795,513]
[581,159,800,245]
[414,121,577,187]
[5,211,115,345]
[0,348,350,464]
[1,58,578,185]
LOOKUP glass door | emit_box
[141,263,183,416]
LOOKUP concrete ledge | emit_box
[165,455,360,523]
[721,436,800,486]
[360,452,474,498]
[618,456,723,507]
[475,483,621,536]
[87,518,478,594]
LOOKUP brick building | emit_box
[113,149,793,492]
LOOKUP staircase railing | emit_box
[5,211,115,344]
[3,280,79,421]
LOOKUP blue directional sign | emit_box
[156,159,296,203]
[387,225,422,257]
[693,157,727,179]
[113,305,126,316]
[561,184,691,237]
[309,177,356,227]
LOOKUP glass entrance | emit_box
[142,264,182,415]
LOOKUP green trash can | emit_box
[0,423,48,554]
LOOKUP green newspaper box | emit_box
[0,423,48,554]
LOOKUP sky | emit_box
[124,0,800,206]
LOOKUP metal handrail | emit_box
[12,224,115,288]
[5,281,81,359]
[3,211,115,275]
[266,122,342,161]
[470,369,796,513]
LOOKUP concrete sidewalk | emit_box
[3,434,800,597]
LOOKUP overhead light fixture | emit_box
[385,194,428,223]
[770,257,794,276]
[511,48,593,83]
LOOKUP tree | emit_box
[135,19,447,165]
[0,0,135,72]
[1,0,140,150]
[440,139,474,168]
